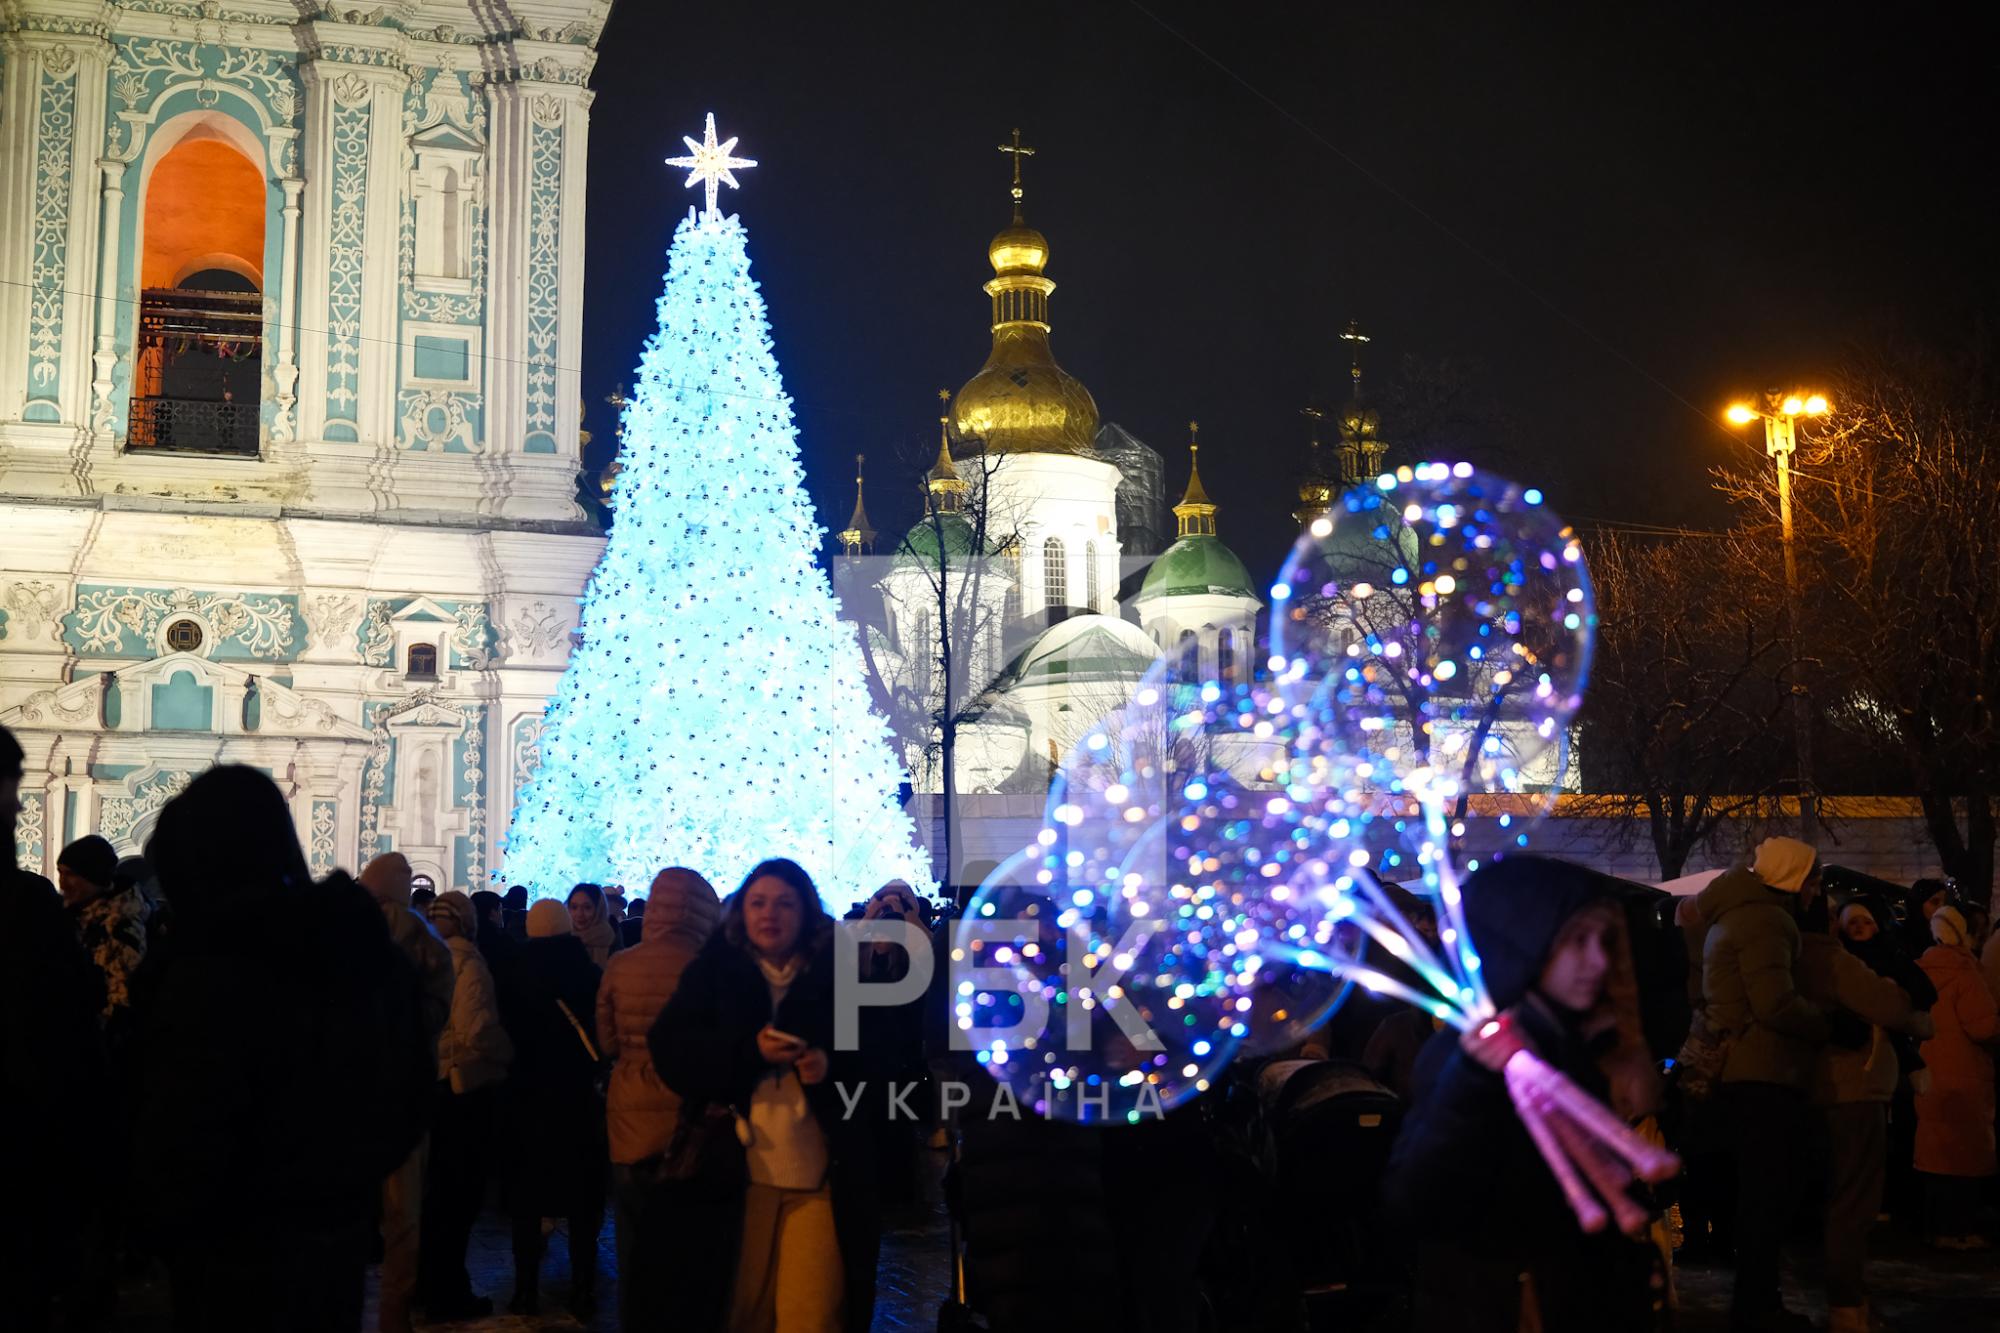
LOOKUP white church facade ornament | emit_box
[0,2,610,889]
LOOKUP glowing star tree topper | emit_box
[665,111,757,222]
[500,122,932,910]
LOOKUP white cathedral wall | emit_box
[1134,590,1260,680]
[983,453,1123,611]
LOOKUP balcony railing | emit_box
[126,396,261,455]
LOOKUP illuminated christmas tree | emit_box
[500,116,931,907]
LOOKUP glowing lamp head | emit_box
[1725,403,1758,426]
[1804,394,1830,416]
[1780,395,1805,417]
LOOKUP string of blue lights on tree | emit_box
[500,116,932,907]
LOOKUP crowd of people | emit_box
[1374,840,1999,1333]
[3,718,1998,1333]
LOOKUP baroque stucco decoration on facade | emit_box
[3,3,608,887]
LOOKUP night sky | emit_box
[579,2,1998,585]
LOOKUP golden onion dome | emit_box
[952,214,1099,456]
[988,223,1049,275]
[952,336,1100,457]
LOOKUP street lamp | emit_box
[1726,390,1831,846]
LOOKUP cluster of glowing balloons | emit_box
[952,464,1598,1122]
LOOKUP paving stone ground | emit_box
[103,1158,1997,1331]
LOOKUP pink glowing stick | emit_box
[1542,1100,1654,1235]
[1531,1061,1680,1183]
[1508,1063,1608,1233]
[1503,1047,1680,1232]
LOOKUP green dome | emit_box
[1312,495,1420,581]
[993,614,1163,690]
[893,513,978,569]
[1139,534,1260,601]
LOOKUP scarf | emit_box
[574,913,616,966]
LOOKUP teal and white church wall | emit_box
[1,2,614,889]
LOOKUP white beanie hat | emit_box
[1931,904,1969,949]
[1753,837,1818,893]
[526,898,574,938]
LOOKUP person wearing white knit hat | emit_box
[1915,902,2000,1250]
[1687,834,1836,1327]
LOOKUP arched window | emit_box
[131,123,265,454]
[1177,628,1199,680]
[406,643,438,679]
[1084,540,1101,611]
[1217,628,1236,683]
[1043,537,1067,610]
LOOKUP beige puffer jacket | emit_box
[596,868,719,1164]
[437,934,513,1094]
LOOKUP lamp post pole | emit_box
[1762,408,1819,846]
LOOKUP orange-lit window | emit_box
[130,133,265,454]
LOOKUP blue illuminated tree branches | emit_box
[501,183,931,909]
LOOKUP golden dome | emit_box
[953,329,1100,456]
[988,223,1048,275]
[952,214,1098,453]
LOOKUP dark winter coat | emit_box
[1845,930,1939,1011]
[1383,858,1662,1333]
[1798,931,1933,1105]
[1695,867,1829,1089]
[495,934,605,1213]
[138,866,432,1212]
[476,916,521,973]
[0,867,107,1305]
[650,932,880,1333]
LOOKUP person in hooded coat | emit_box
[0,727,105,1333]
[1914,905,2000,1248]
[134,766,432,1332]
[568,881,621,969]
[495,898,606,1317]
[417,890,513,1319]
[1383,857,1665,1333]
[597,866,723,1330]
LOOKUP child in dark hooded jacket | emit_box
[1383,857,1665,1333]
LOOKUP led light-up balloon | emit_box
[1272,462,1594,813]
[954,826,1243,1123]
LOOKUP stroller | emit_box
[1256,1058,1408,1327]
[934,1079,1227,1332]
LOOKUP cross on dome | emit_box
[666,113,756,221]
[998,127,1035,217]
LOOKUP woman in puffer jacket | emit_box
[596,867,721,1331]
[418,890,513,1319]
[1915,906,2000,1249]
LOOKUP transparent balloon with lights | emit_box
[1272,461,1594,818]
